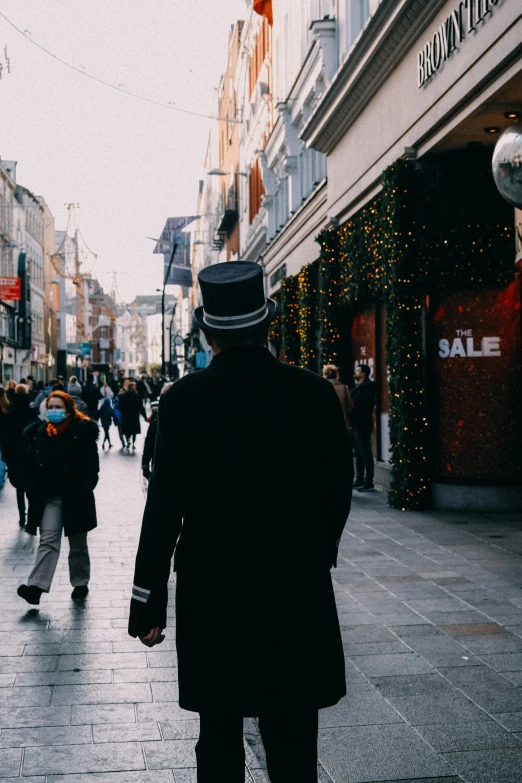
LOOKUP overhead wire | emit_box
[0,10,242,124]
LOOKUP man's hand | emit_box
[139,627,165,647]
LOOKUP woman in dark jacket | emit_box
[118,382,146,450]
[17,391,100,606]
[1,384,37,526]
[98,397,118,449]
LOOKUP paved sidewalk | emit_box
[0,432,522,782]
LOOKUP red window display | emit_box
[350,305,392,463]
[431,281,522,483]
[351,306,376,457]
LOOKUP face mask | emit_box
[47,409,67,424]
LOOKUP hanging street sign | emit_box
[0,276,21,300]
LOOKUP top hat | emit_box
[193,261,277,333]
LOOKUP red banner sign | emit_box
[0,277,21,300]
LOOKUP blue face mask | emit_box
[47,409,67,424]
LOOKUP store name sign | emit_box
[438,329,501,358]
[418,0,501,88]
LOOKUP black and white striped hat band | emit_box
[202,303,269,330]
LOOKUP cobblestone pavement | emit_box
[1,428,522,782]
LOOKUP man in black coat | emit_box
[129,262,353,783]
[350,364,377,492]
[81,375,101,420]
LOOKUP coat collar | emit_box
[209,345,278,369]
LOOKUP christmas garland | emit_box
[298,260,319,372]
[272,150,515,509]
[279,274,300,365]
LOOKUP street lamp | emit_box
[147,237,177,377]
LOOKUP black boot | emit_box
[17,584,43,605]
[71,586,89,600]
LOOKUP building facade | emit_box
[268,0,522,511]
[0,159,18,383]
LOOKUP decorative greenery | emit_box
[273,149,515,510]
[298,260,319,372]
[268,291,281,351]
[380,160,430,510]
[317,226,343,365]
[280,274,300,365]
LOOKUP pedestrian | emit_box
[1,384,37,527]
[141,382,173,480]
[118,381,146,450]
[113,390,125,447]
[99,380,114,400]
[322,364,353,428]
[135,375,149,404]
[66,378,89,415]
[33,380,55,411]
[128,261,353,783]
[17,391,100,606]
[98,397,118,449]
[82,374,101,419]
[6,380,16,404]
[350,364,377,492]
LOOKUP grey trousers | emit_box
[28,498,90,592]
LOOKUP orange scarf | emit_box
[46,415,73,438]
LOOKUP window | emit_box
[249,160,265,224]
[248,18,271,98]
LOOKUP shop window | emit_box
[430,282,522,484]
[349,303,391,463]
[248,18,271,99]
[350,305,377,458]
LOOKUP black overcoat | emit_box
[350,379,376,434]
[1,399,37,489]
[118,391,146,437]
[129,346,353,715]
[24,417,100,537]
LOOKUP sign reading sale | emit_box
[431,282,522,483]
[0,277,21,300]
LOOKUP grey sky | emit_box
[0,0,247,302]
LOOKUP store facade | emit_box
[270,0,522,511]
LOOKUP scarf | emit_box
[46,415,73,438]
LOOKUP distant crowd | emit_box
[0,372,174,528]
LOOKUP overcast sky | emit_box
[0,0,247,302]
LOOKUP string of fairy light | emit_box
[270,152,516,511]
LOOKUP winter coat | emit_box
[82,383,101,419]
[98,398,118,429]
[1,398,37,489]
[118,391,146,437]
[24,417,100,537]
[69,395,89,415]
[129,345,353,715]
[329,379,353,428]
[350,379,376,434]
